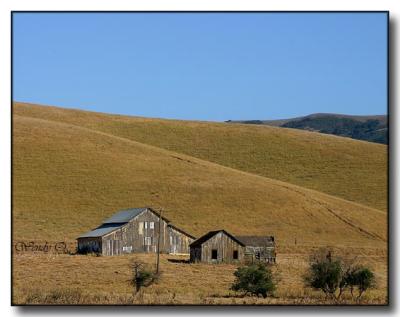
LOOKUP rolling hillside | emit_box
[13,106,387,248]
[14,102,388,211]
[227,113,388,144]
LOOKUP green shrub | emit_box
[344,266,375,300]
[304,249,376,301]
[231,263,276,298]
[305,258,343,298]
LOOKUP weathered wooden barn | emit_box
[189,230,276,264]
[77,207,195,256]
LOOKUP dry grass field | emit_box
[14,102,387,211]
[13,115,386,245]
[13,249,387,305]
[12,102,388,305]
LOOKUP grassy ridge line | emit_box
[13,115,386,246]
[14,113,386,216]
[13,113,385,217]
[13,102,388,211]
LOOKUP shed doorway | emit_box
[212,249,218,260]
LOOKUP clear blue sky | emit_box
[13,12,387,121]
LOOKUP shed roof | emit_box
[77,223,124,238]
[236,236,275,247]
[190,230,245,247]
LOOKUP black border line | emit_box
[10,10,390,308]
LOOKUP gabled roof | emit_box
[77,223,124,238]
[236,236,275,247]
[149,207,171,223]
[77,207,174,239]
[189,230,245,247]
[102,207,148,224]
[101,207,171,224]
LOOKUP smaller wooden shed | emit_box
[190,230,276,264]
[189,230,245,264]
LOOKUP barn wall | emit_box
[200,232,244,263]
[100,209,170,256]
[190,246,202,262]
[80,208,196,256]
[129,209,170,253]
[168,226,195,254]
[244,246,276,264]
[102,229,123,256]
[77,237,102,254]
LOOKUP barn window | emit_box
[149,222,155,229]
[144,237,152,246]
[144,222,148,229]
[233,250,238,260]
[123,246,132,252]
[138,222,143,234]
[212,249,218,260]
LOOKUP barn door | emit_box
[114,240,120,255]
[194,248,201,262]
[170,236,177,254]
[108,240,120,256]
[108,240,112,256]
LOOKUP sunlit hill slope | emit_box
[14,102,388,212]
[12,102,387,248]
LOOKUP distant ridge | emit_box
[226,113,388,144]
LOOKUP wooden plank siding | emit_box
[243,246,276,264]
[190,246,202,262]
[237,236,276,264]
[168,225,195,254]
[189,230,276,264]
[190,231,244,264]
[77,208,195,256]
[77,237,102,254]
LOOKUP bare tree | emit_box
[130,261,155,293]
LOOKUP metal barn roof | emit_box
[102,208,147,224]
[77,207,181,240]
[77,223,124,238]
